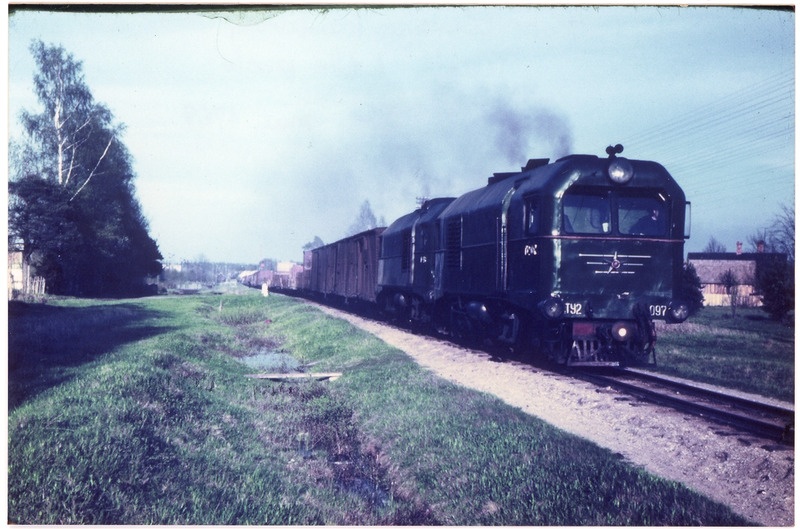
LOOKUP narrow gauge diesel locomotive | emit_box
[302,145,691,366]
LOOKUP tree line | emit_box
[9,41,162,297]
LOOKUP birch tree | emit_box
[10,40,161,296]
[15,41,119,199]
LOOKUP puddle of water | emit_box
[332,457,390,508]
[240,349,302,372]
[345,476,390,507]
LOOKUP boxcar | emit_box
[304,228,385,303]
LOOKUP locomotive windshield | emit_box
[563,191,669,237]
[619,195,668,236]
[563,194,610,234]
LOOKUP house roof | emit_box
[687,252,787,284]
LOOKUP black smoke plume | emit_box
[488,102,573,164]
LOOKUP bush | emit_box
[757,259,794,321]
[679,262,704,316]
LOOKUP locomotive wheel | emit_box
[497,312,534,358]
[408,297,434,335]
[497,311,520,344]
[448,304,482,345]
[541,337,571,364]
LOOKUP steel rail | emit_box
[576,368,794,444]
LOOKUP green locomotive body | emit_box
[378,146,690,365]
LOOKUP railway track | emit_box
[576,367,794,444]
[286,292,794,445]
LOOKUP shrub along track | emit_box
[312,302,794,526]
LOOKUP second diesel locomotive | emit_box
[303,145,691,366]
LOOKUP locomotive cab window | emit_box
[619,195,669,237]
[563,193,610,234]
[525,198,539,234]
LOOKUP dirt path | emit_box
[316,305,794,526]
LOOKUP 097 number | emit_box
[649,305,668,317]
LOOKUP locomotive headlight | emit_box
[539,297,565,319]
[611,321,635,342]
[668,301,690,323]
[607,157,634,184]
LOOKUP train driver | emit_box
[630,206,664,236]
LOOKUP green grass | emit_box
[8,292,753,525]
[653,307,794,402]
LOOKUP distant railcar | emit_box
[238,269,272,288]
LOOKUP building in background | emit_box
[687,242,788,307]
[7,243,46,301]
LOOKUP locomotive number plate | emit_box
[649,305,668,317]
[565,302,583,315]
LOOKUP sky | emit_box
[6,5,795,264]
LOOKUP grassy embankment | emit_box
[8,290,763,524]
[654,307,794,402]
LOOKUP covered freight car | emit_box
[303,228,385,303]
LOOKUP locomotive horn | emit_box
[605,144,624,158]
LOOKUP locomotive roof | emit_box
[382,197,456,235]
[440,154,684,219]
